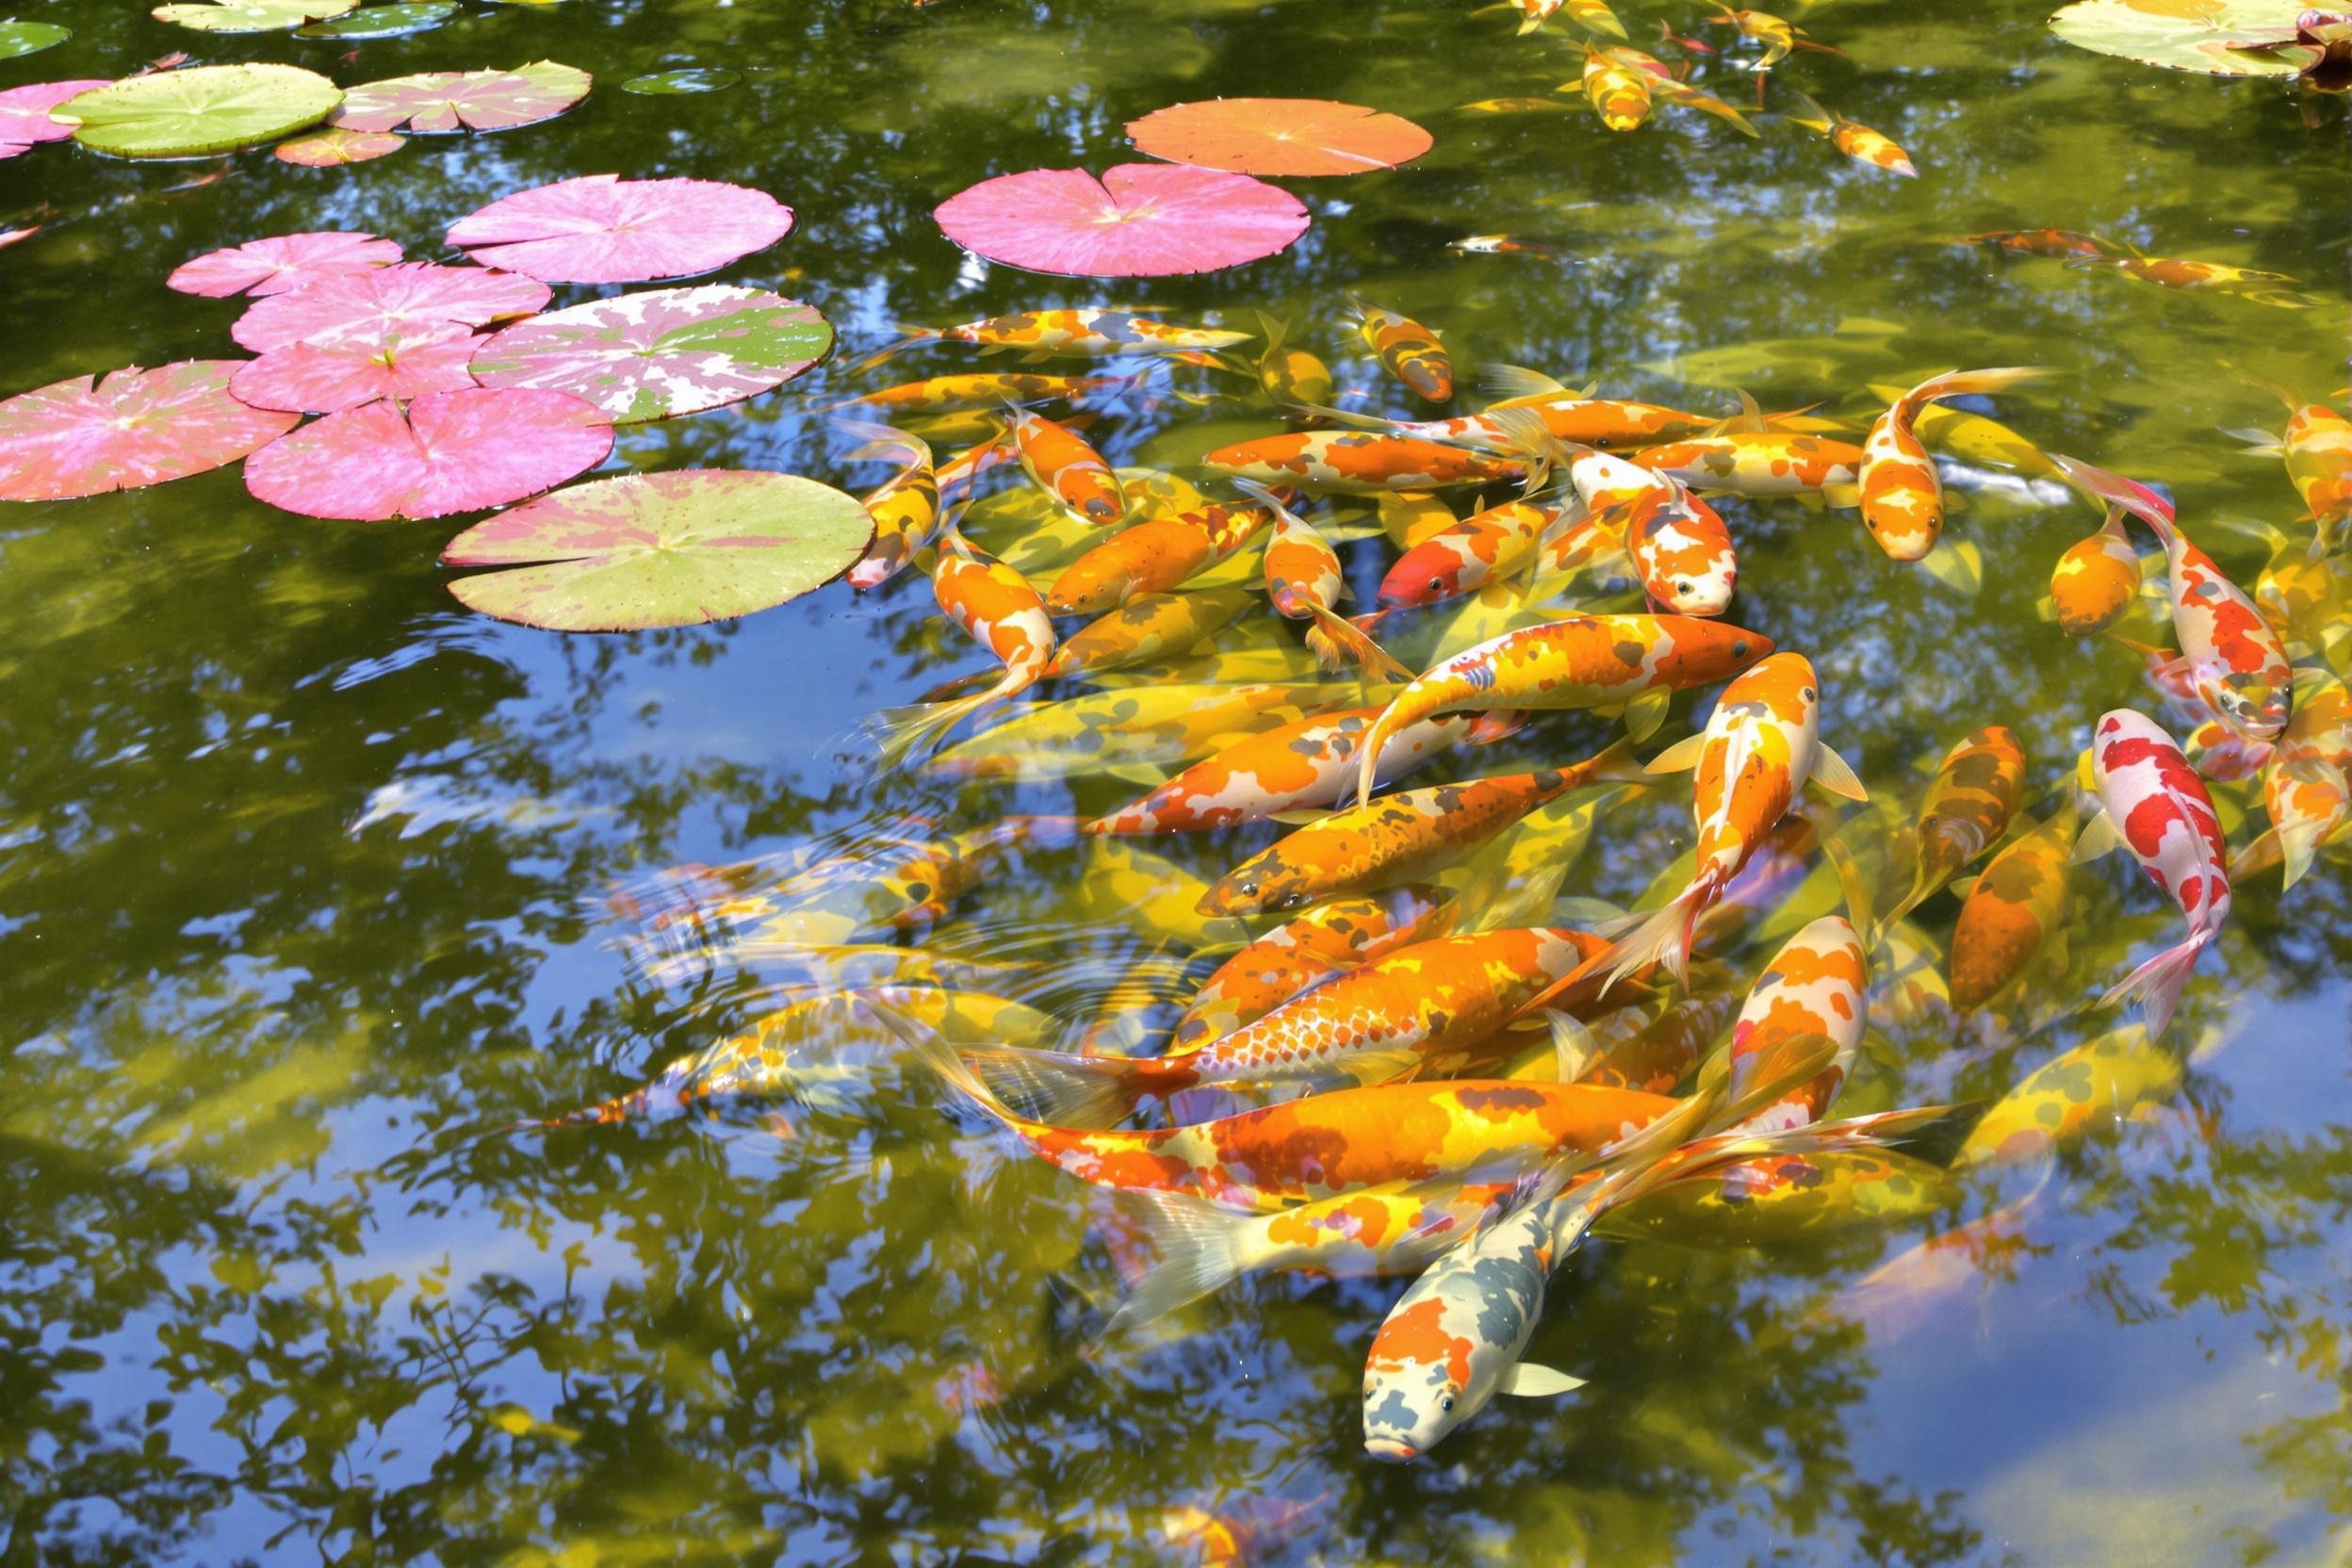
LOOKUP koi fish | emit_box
[1567,448,1740,614]
[1200,740,1642,916]
[1947,802,2074,1011]
[1039,587,1256,679]
[1449,235,1575,259]
[1724,914,1869,1131]
[1511,0,1628,38]
[1005,404,1124,525]
[864,309,1250,368]
[930,680,1328,781]
[1351,295,1452,403]
[1044,499,1273,614]
[834,372,1126,414]
[840,422,939,593]
[1952,1025,2184,1171]
[1376,498,1564,609]
[1858,368,2047,561]
[1599,652,1869,988]
[2078,709,2231,1040]
[872,530,1057,763]
[1254,312,1333,408]
[2235,672,2352,888]
[1873,726,2026,944]
[2047,506,2142,636]
[1784,90,1916,177]
[2074,253,2326,311]
[1594,1148,1954,1247]
[1707,4,1841,69]
[1942,228,2117,259]
[1204,429,1528,495]
[1577,45,1654,130]
[2234,382,2352,557]
[2058,456,2293,741]
[1228,478,1413,681]
[1352,613,1775,808]
[1175,885,1456,1048]
[1632,430,1866,498]
[1091,703,1487,835]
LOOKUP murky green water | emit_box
[7,1,2352,1563]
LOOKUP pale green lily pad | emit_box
[0,20,70,59]
[2047,0,2318,75]
[621,68,741,94]
[297,2,456,38]
[153,0,358,33]
[55,64,342,158]
[440,470,874,632]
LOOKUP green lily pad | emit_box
[297,2,456,38]
[2047,0,2318,74]
[55,64,342,158]
[440,470,874,632]
[620,68,741,94]
[153,0,358,33]
[0,20,70,60]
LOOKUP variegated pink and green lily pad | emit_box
[328,60,591,135]
[275,126,406,165]
[466,286,832,423]
[2047,0,2342,75]
[244,386,611,521]
[440,470,874,631]
[0,361,300,502]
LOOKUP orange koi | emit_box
[840,421,939,593]
[1230,479,1413,681]
[1044,498,1274,614]
[1204,430,1529,494]
[2074,253,2325,310]
[1351,294,1453,402]
[1948,802,2073,1010]
[835,372,1125,414]
[1175,885,1456,1048]
[1874,726,2026,944]
[873,529,1057,763]
[1006,404,1125,525]
[2236,382,2352,556]
[2047,506,2142,636]
[1858,368,2046,561]
[1785,90,1916,177]
[1376,497,1564,608]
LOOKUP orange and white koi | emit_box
[1449,234,1576,258]
[1632,430,1866,498]
[2080,709,2231,1039]
[1784,90,1916,177]
[1175,885,1456,1048]
[860,309,1250,369]
[1353,613,1775,807]
[1858,368,2046,561]
[835,371,1125,414]
[2235,672,2352,888]
[1039,587,1256,679]
[2047,506,2141,636]
[873,529,1057,763]
[1875,726,2026,944]
[2235,382,2352,557]
[1567,448,1740,614]
[1601,652,1869,988]
[1352,295,1452,403]
[1420,366,1737,450]
[1376,497,1565,608]
[1723,915,1868,1132]
[1005,404,1125,525]
[1204,430,1529,494]
[1947,802,2074,1011]
[840,421,941,594]
[1577,44,1654,130]
[1043,498,1274,614]
[1228,478,1412,681]
[1254,312,1333,408]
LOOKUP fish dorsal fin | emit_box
[1809,742,1870,803]
[1480,363,1572,403]
[1732,387,1766,433]
[1645,728,1708,774]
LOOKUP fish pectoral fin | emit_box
[1498,1362,1588,1396]
[1340,1047,1430,1086]
[1820,482,1861,510]
[1621,686,1674,743]
[1946,874,1978,900]
[1545,1010,1601,1084]
[1809,743,1870,803]
[1644,728,1708,774]
[2072,807,2125,865]
[1266,808,1330,826]
[1918,539,1984,598]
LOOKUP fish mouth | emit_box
[1364,1437,1419,1463]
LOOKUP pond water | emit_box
[7,1,2352,1564]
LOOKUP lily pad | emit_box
[296,1,455,37]
[2047,0,2317,74]
[170,231,403,297]
[1125,97,1433,176]
[620,68,740,94]
[445,173,796,284]
[0,21,70,60]
[52,64,342,158]
[328,60,591,135]
[0,81,111,161]
[244,386,611,521]
[230,322,480,413]
[275,125,405,165]
[231,261,548,351]
[0,361,300,502]
[440,470,874,631]
[466,285,830,423]
[933,163,1309,278]
[153,0,355,31]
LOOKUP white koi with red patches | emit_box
[2086,709,2230,1039]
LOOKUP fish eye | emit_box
[1594,438,1611,449]
[1441,1395,1455,1412]
[1674,580,1693,596]
[1240,881,1258,896]
[1428,577,1446,594]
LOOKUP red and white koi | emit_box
[2080,710,2231,1040]
[1857,368,2046,561]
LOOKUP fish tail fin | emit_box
[1783,89,1835,133]
[871,686,1006,769]
[1478,362,1573,402]
[1305,601,1413,684]
[2243,375,2309,418]
[1899,366,2050,418]
[2098,929,2213,1041]
[960,1042,1165,1127]
[874,1018,1040,1135]
[845,329,938,376]
[1482,406,1570,494]
[531,1083,661,1132]
[1254,309,1288,357]
[1352,702,1414,809]
[832,418,930,466]
[1578,732,1651,788]
[2050,453,2178,541]
[1598,879,1709,991]
[1107,1189,1255,1330]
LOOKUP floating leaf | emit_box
[446,173,796,284]
[0,361,299,502]
[620,68,740,94]
[231,262,548,351]
[1125,97,1433,176]
[296,1,455,37]
[2047,0,2316,74]
[153,0,355,31]
[329,60,591,135]
[440,470,874,631]
[466,285,830,423]
[275,125,404,165]
[169,231,402,297]
[933,163,1308,278]
[0,21,70,60]
[231,323,479,413]
[244,387,611,521]
[52,64,342,158]
[0,80,111,160]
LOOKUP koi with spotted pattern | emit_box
[1376,498,1566,609]
[1570,448,1740,614]
[2253,384,2352,555]
[1952,1025,2184,1171]
[1631,430,1866,498]
[2076,254,2324,311]
[2048,506,2141,636]
[1352,295,1452,402]
[1006,404,1125,526]
[1724,915,1869,1132]
[2086,709,2231,1040]
[1876,726,2026,943]
[1858,368,2046,561]
[1786,90,1916,177]
[836,372,1126,414]
[1204,429,1529,494]
[838,422,940,594]
[1039,587,1255,679]
[1397,389,1725,453]
[2238,673,2352,888]
[874,531,1059,763]
[1578,45,1654,129]
[1174,886,1456,1049]
[1043,498,1274,615]
[1227,479,1413,681]
[1948,802,2074,1010]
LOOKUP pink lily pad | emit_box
[445,173,795,285]
[466,285,831,423]
[440,470,874,631]
[231,261,549,352]
[168,230,403,298]
[0,360,300,502]
[229,323,480,413]
[243,386,611,520]
[327,59,590,134]
[932,162,1309,278]
[0,80,111,159]
[275,126,405,165]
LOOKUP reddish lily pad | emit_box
[230,323,480,413]
[328,60,591,135]
[231,261,549,352]
[445,173,795,284]
[0,80,111,160]
[0,360,300,502]
[244,386,611,521]
[168,231,402,297]
[275,126,405,165]
[466,285,831,423]
[440,470,874,631]
[933,163,1308,278]
[1125,97,1433,176]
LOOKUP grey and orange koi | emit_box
[1872,725,2026,945]
[1230,477,1414,681]
[1350,294,1453,402]
[872,528,1057,764]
